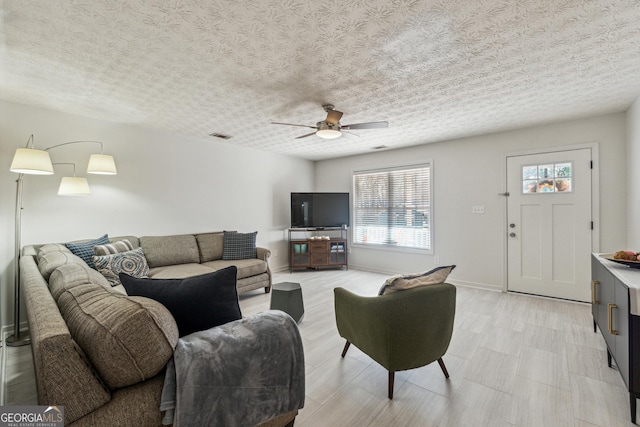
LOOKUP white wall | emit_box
[316,113,628,289]
[628,97,640,247]
[0,100,632,330]
[0,100,315,329]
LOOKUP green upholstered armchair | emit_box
[334,283,456,399]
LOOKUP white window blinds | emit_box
[352,163,431,250]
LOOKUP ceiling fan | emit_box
[271,104,389,140]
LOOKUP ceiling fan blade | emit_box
[325,109,343,125]
[295,131,318,139]
[341,121,389,130]
[341,130,360,137]
[271,121,317,129]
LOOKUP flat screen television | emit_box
[291,192,350,229]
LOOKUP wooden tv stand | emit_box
[288,228,348,272]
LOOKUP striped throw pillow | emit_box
[94,239,134,256]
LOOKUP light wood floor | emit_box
[3,269,637,426]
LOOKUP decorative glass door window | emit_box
[522,162,572,193]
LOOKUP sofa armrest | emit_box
[21,256,111,424]
[257,247,271,261]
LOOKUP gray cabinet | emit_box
[591,254,638,423]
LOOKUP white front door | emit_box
[506,149,593,302]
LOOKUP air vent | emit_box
[209,132,232,140]
[372,145,388,150]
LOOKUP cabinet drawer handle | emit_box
[592,280,600,304]
[608,303,618,335]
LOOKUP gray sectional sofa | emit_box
[130,232,272,294]
[25,231,273,295]
[20,232,301,426]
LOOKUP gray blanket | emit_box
[160,310,305,427]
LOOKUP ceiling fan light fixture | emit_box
[316,121,342,139]
[316,129,342,139]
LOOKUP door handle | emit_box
[509,232,516,238]
[592,280,600,304]
[608,303,618,335]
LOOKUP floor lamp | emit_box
[7,136,117,347]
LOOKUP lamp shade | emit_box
[58,177,91,195]
[87,154,117,175]
[10,148,54,175]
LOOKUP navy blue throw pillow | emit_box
[120,266,241,337]
[66,234,110,269]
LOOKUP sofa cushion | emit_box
[222,231,257,260]
[148,263,215,279]
[378,265,456,295]
[66,234,110,269]
[109,235,140,248]
[51,263,178,389]
[37,243,72,257]
[93,239,134,256]
[48,259,113,298]
[195,232,225,262]
[37,250,87,281]
[203,258,267,279]
[94,248,150,287]
[139,234,200,268]
[120,266,241,337]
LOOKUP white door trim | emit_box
[500,142,600,293]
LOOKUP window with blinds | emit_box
[352,163,432,251]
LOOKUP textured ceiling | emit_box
[2,0,640,161]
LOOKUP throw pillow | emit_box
[378,265,456,295]
[93,239,134,256]
[65,234,110,269]
[94,248,150,287]
[119,266,241,337]
[222,231,257,260]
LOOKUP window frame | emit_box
[351,162,433,254]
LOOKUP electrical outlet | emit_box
[472,205,485,214]
[434,256,440,264]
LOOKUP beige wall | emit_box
[316,113,628,290]
[0,100,315,330]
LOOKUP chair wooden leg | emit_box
[437,357,450,378]
[341,341,351,358]
[388,371,395,399]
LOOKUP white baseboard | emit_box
[448,278,503,292]
[271,265,291,274]
[0,334,4,406]
[342,263,398,276]
[1,322,29,340]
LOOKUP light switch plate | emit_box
[472,205,485,214]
